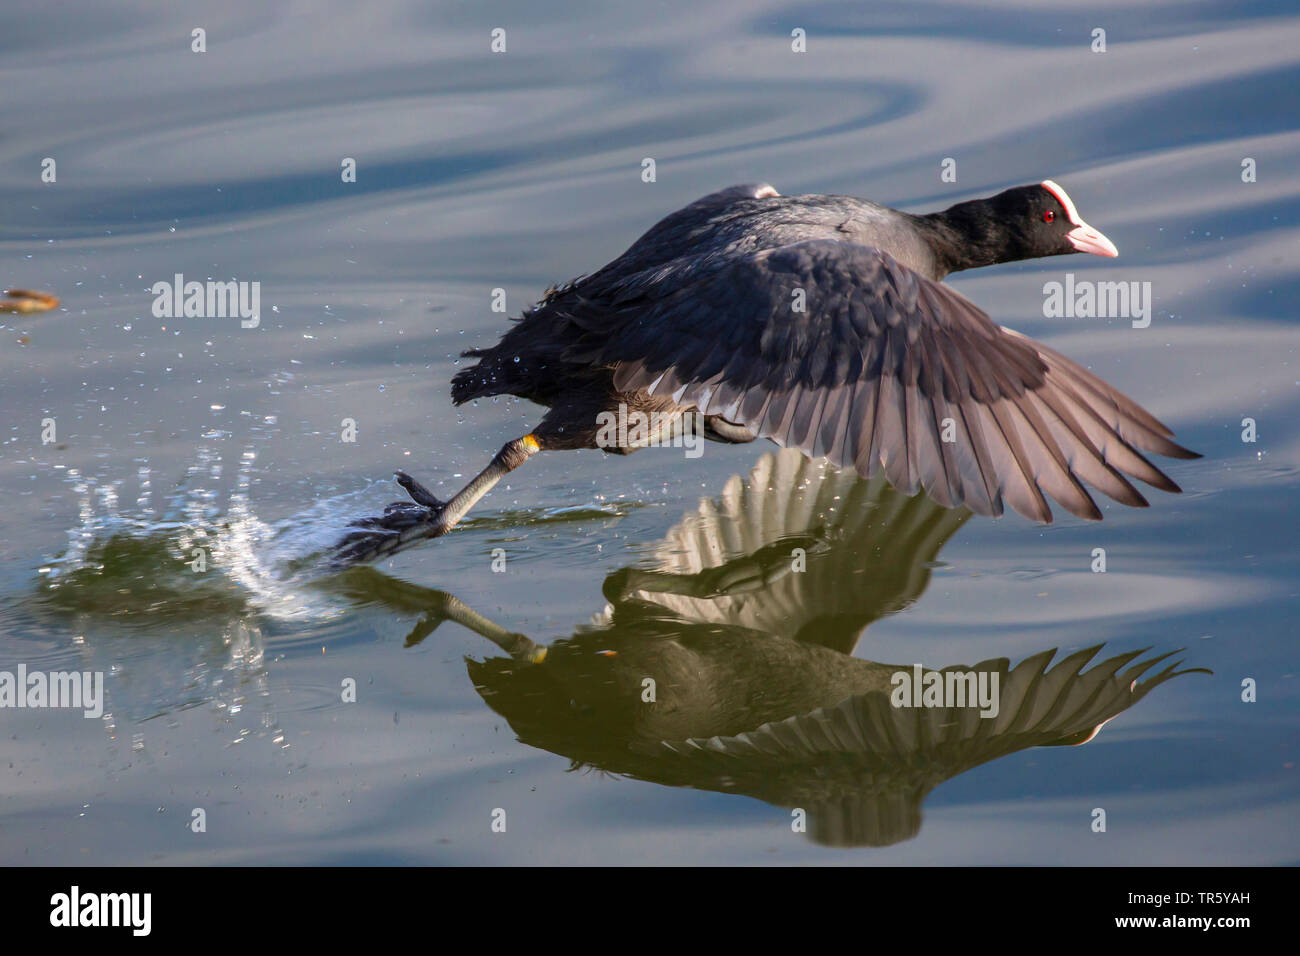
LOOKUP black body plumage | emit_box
[449,181,1198,523]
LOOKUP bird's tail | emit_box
[450,348,495,405]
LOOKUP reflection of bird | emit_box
[601,449,970,654]
[379,180,1197,557]
[654,645,1193,848]
[333,449,1206,848]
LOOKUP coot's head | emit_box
[991,180,1119,259]
[935,180,1118,274]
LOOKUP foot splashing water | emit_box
[27,419,422,730]
[39,432,397,625]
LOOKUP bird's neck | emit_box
[912,200,1012,277]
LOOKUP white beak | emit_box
[1066,221,1119,257]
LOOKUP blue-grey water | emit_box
[1,0,1297,864]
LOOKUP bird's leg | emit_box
[703,416,757,444]
[422,590,547,662]
[396,433,541,538]
[328,567,548,660]
[327,434,543,567]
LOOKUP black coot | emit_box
[370,180,1197,560]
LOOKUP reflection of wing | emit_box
[604,448,970,652]
[660,645,1206,847]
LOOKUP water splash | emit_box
[38,430,395,625]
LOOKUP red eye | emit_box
[1042,210,1056,223]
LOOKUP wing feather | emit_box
[588,239,1196,522]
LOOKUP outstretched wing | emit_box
[568,239,1197,522]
